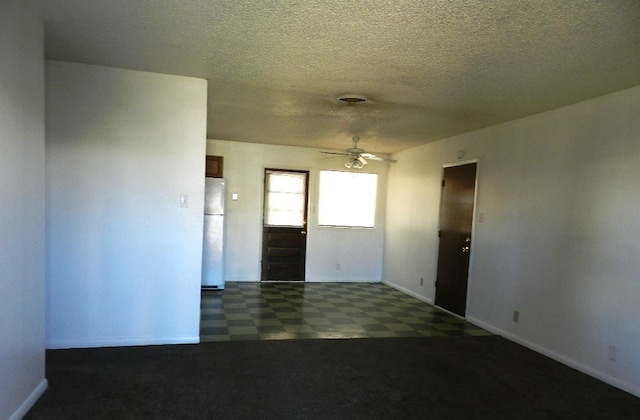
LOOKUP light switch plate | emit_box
[180,195,189,208]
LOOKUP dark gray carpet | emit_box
[26,336,640,419]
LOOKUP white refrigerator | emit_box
[202,178,225,289]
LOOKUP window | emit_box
[264,170,307,227]
[318,170,377,228]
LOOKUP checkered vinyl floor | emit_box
[200,282,491,342]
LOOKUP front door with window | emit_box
[261,169,309,282]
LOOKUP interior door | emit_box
[261,169,309,282]
[434,163,477,316]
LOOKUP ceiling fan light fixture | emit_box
[345,156,366,169]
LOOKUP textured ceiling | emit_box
[42,1,640,154]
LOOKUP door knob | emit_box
[462,246,470,253]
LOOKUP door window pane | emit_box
[264,171,307,227]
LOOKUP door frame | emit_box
[434,159,480,318]
[260,167,311,282]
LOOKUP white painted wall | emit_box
[384,85,640,397]
[0,1,48,418]
[46,61,208,349]
[206,140,389,282]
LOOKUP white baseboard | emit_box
[47,335,200,350]
[382,280,434,305]
[10,378,48,420]
[466,316,640,399]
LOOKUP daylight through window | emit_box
[318,170,377,228]
[264,171,307,227]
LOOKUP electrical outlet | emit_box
[608,345,617,361]
[336,263,340,271]
[512,310,519,323]
[420,277,424,286]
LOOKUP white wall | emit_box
[206,139,389,282]
[46,61,208,348]
[0,1,48,418]
[384,85,640,397]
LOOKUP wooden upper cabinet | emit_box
[205,155,223,178]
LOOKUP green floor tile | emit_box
[200,282,491,343]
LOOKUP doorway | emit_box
[261,169,309,282]
[434,162,477,317]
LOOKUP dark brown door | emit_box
[261,169,309,281]
[435,163,477,316]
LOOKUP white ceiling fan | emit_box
[320,136,397,169]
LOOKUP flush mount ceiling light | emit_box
[336,94,368,104]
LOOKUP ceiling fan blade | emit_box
[320,137,397,166]
[360,153,382,160]
[360,153,397,163]
[320,151,349,156]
